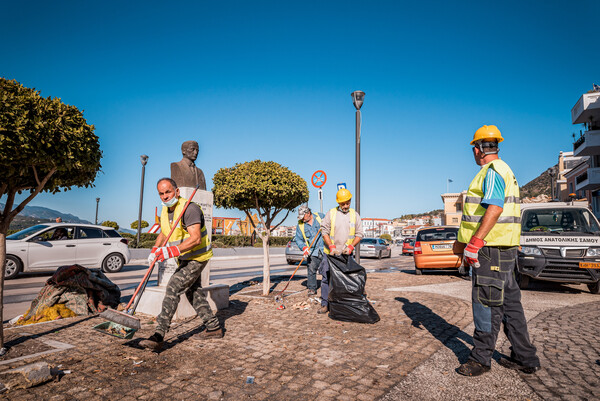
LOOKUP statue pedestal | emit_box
[135,189,229,321]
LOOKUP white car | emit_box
[5,223,131,279]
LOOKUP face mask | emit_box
[162,196,178,208]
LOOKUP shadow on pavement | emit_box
[228,274,308,296]
[127,299,249,352]
[395,297,473,363]
[3,316,96,351]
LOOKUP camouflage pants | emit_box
[155,259,219,336]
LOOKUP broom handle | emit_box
[125,185,201,310]
[276,228,322,297]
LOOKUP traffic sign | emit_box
[311,170,327,188]
[337,183,346,191]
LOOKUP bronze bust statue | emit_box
[170,140,206,189]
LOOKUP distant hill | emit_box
[0,203,91,224]
[394,209,443,222]
[520,166,553,198]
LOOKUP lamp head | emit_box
[140,155,149,166]
[351,91,365,110]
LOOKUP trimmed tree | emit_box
[380,233,392,243]
[213,160,308,295]
[0,78,101,349]
[130,220,149,230]
[101,220,119,230]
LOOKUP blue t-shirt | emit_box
[481,166,505,208]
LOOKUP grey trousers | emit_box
[469,246,540,368]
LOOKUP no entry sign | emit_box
[311,170,327,188]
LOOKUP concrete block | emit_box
[136,284,229,320]
[0,361,54,390]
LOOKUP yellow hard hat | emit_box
[336,188,352,203]
[471,125,504,145]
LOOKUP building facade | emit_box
[441,192,466,226]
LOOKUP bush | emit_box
[379,234,393,242]
[120,232,159,248]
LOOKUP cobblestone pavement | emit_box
[1,265,472,400]
[517,300,600,400]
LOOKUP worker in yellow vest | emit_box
[140,178,221,351]
[456,125,540,376]
[318,188,364,314]
[294,205,325,296]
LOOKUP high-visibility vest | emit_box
[324,208,356,254]
[160,197,213,262]
[298,213,322,248]
[457,159,521,246]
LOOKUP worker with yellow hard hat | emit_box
[456,125,540,377]
[317,188,364,314]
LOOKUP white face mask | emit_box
[162,196,178,208]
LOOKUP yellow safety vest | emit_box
[324,208,356,254]
[298,214,322,248]
[457,159,521,246]
[160,197,213,262]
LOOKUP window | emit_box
[78,227,104,239]
[416,227,459,242]
[452,218,458,223]
[103,229,121,238]
[42,227,75,241]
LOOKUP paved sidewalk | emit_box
[1,266,598,400]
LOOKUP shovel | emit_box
[96,185,201,338]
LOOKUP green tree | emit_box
[0,78,101,348]
[379,233,392,243]
[101,220,119,230]
[213,160,308,295]
[130,220,149,230]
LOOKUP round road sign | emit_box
[311,170,327,188]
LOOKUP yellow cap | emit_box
[336,188,352,203]
[471,125,504,145]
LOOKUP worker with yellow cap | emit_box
[456,125,540,376]
[317,188,364,314]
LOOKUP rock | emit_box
[0,361,54,390]
[207,390,223,399]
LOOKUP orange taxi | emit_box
[413,226,463,275]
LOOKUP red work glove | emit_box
[302,246,310,257]
[155,245,181,263]
[464,237,486,268]
[329,244,339,255]
[147,247,159,265]
[343,244,355,255]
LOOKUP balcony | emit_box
[573,130,600,157]
[572,93,600,124]
[575,167,600,191]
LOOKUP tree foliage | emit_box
[213,160,308,294]
[0,78,102,348]
[131,220,149,230]
[379,233,392,242]
[101,221,119,230]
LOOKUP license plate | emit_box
[432,244,452,251]
[579,262,600,269]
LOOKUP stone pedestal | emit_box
[135,188,229,320]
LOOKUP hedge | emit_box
[119,232,293,249]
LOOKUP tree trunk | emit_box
[0,229,7,348]
[262,231,270,296]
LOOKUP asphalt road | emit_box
[3,247,410,321]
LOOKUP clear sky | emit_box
[2,1,599,228]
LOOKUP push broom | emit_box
[98,185,201,335]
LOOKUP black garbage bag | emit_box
[327,254,380,324]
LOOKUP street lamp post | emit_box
[95,198,100,225]
[351,90,365,264]
[137,155,149,246]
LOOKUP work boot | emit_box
[196,326,224,339]
[498,357,541,374]
[307,289,317,296]
[139,333,164,351]
[317,305,328,314]
[457,360,490,376]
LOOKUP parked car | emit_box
[517,202,600,293]
[402,237,416,255]
[413,226,462,275]
[285,240,307,265]
[359,238,392,259]
[5,223,131,279]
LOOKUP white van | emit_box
[518,202,600,294]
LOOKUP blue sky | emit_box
[2,1,599,228]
